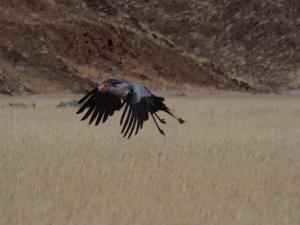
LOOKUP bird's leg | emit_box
[151,113,165,136]
[121,100,126,107]
[153,112,166,124]
[164,110,185,124]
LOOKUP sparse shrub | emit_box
[56,100,79,108]
[8,102,36,108]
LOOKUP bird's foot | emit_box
[159,118,166,124]
[159,129,166,136]
[178,118,185,124]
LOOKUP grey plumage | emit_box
[77,76,185,138]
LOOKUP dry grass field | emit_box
[0,95,300,225]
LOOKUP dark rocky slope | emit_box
[1,0,298,95]
[111,0,300,92]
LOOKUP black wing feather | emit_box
[121,107,132,133]
[77,94,95,114]
[123,110,135,137]
[95,105,105,126]
[128,117,137,139]
[121,94,166,138]
[89,97,101,125]
[77,89,122,126]
[120,103,129,125]
[81,103,95,121]
[78,88,96,104]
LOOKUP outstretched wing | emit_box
[120,82,167,138]
[77,88,123,125]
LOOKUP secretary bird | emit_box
[77,76,185,138]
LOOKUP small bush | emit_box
[56,100,79,108]
[8,102,36,108]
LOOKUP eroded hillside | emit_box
[1,0,299,95]
[112,0,300,92]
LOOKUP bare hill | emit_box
[111,0,300,92]
[1,0,299,95]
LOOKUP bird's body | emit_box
[107,78,131,99]
[77,76,184,138]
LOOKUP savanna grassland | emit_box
[0,95,300,225]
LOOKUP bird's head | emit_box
[98,82,110,93]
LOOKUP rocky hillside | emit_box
[0,0,299,95]
[111,0,300,92]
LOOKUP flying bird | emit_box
[77,76,185,138]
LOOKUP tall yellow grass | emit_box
[1,95,300,225]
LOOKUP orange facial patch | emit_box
[99,83,108,91]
